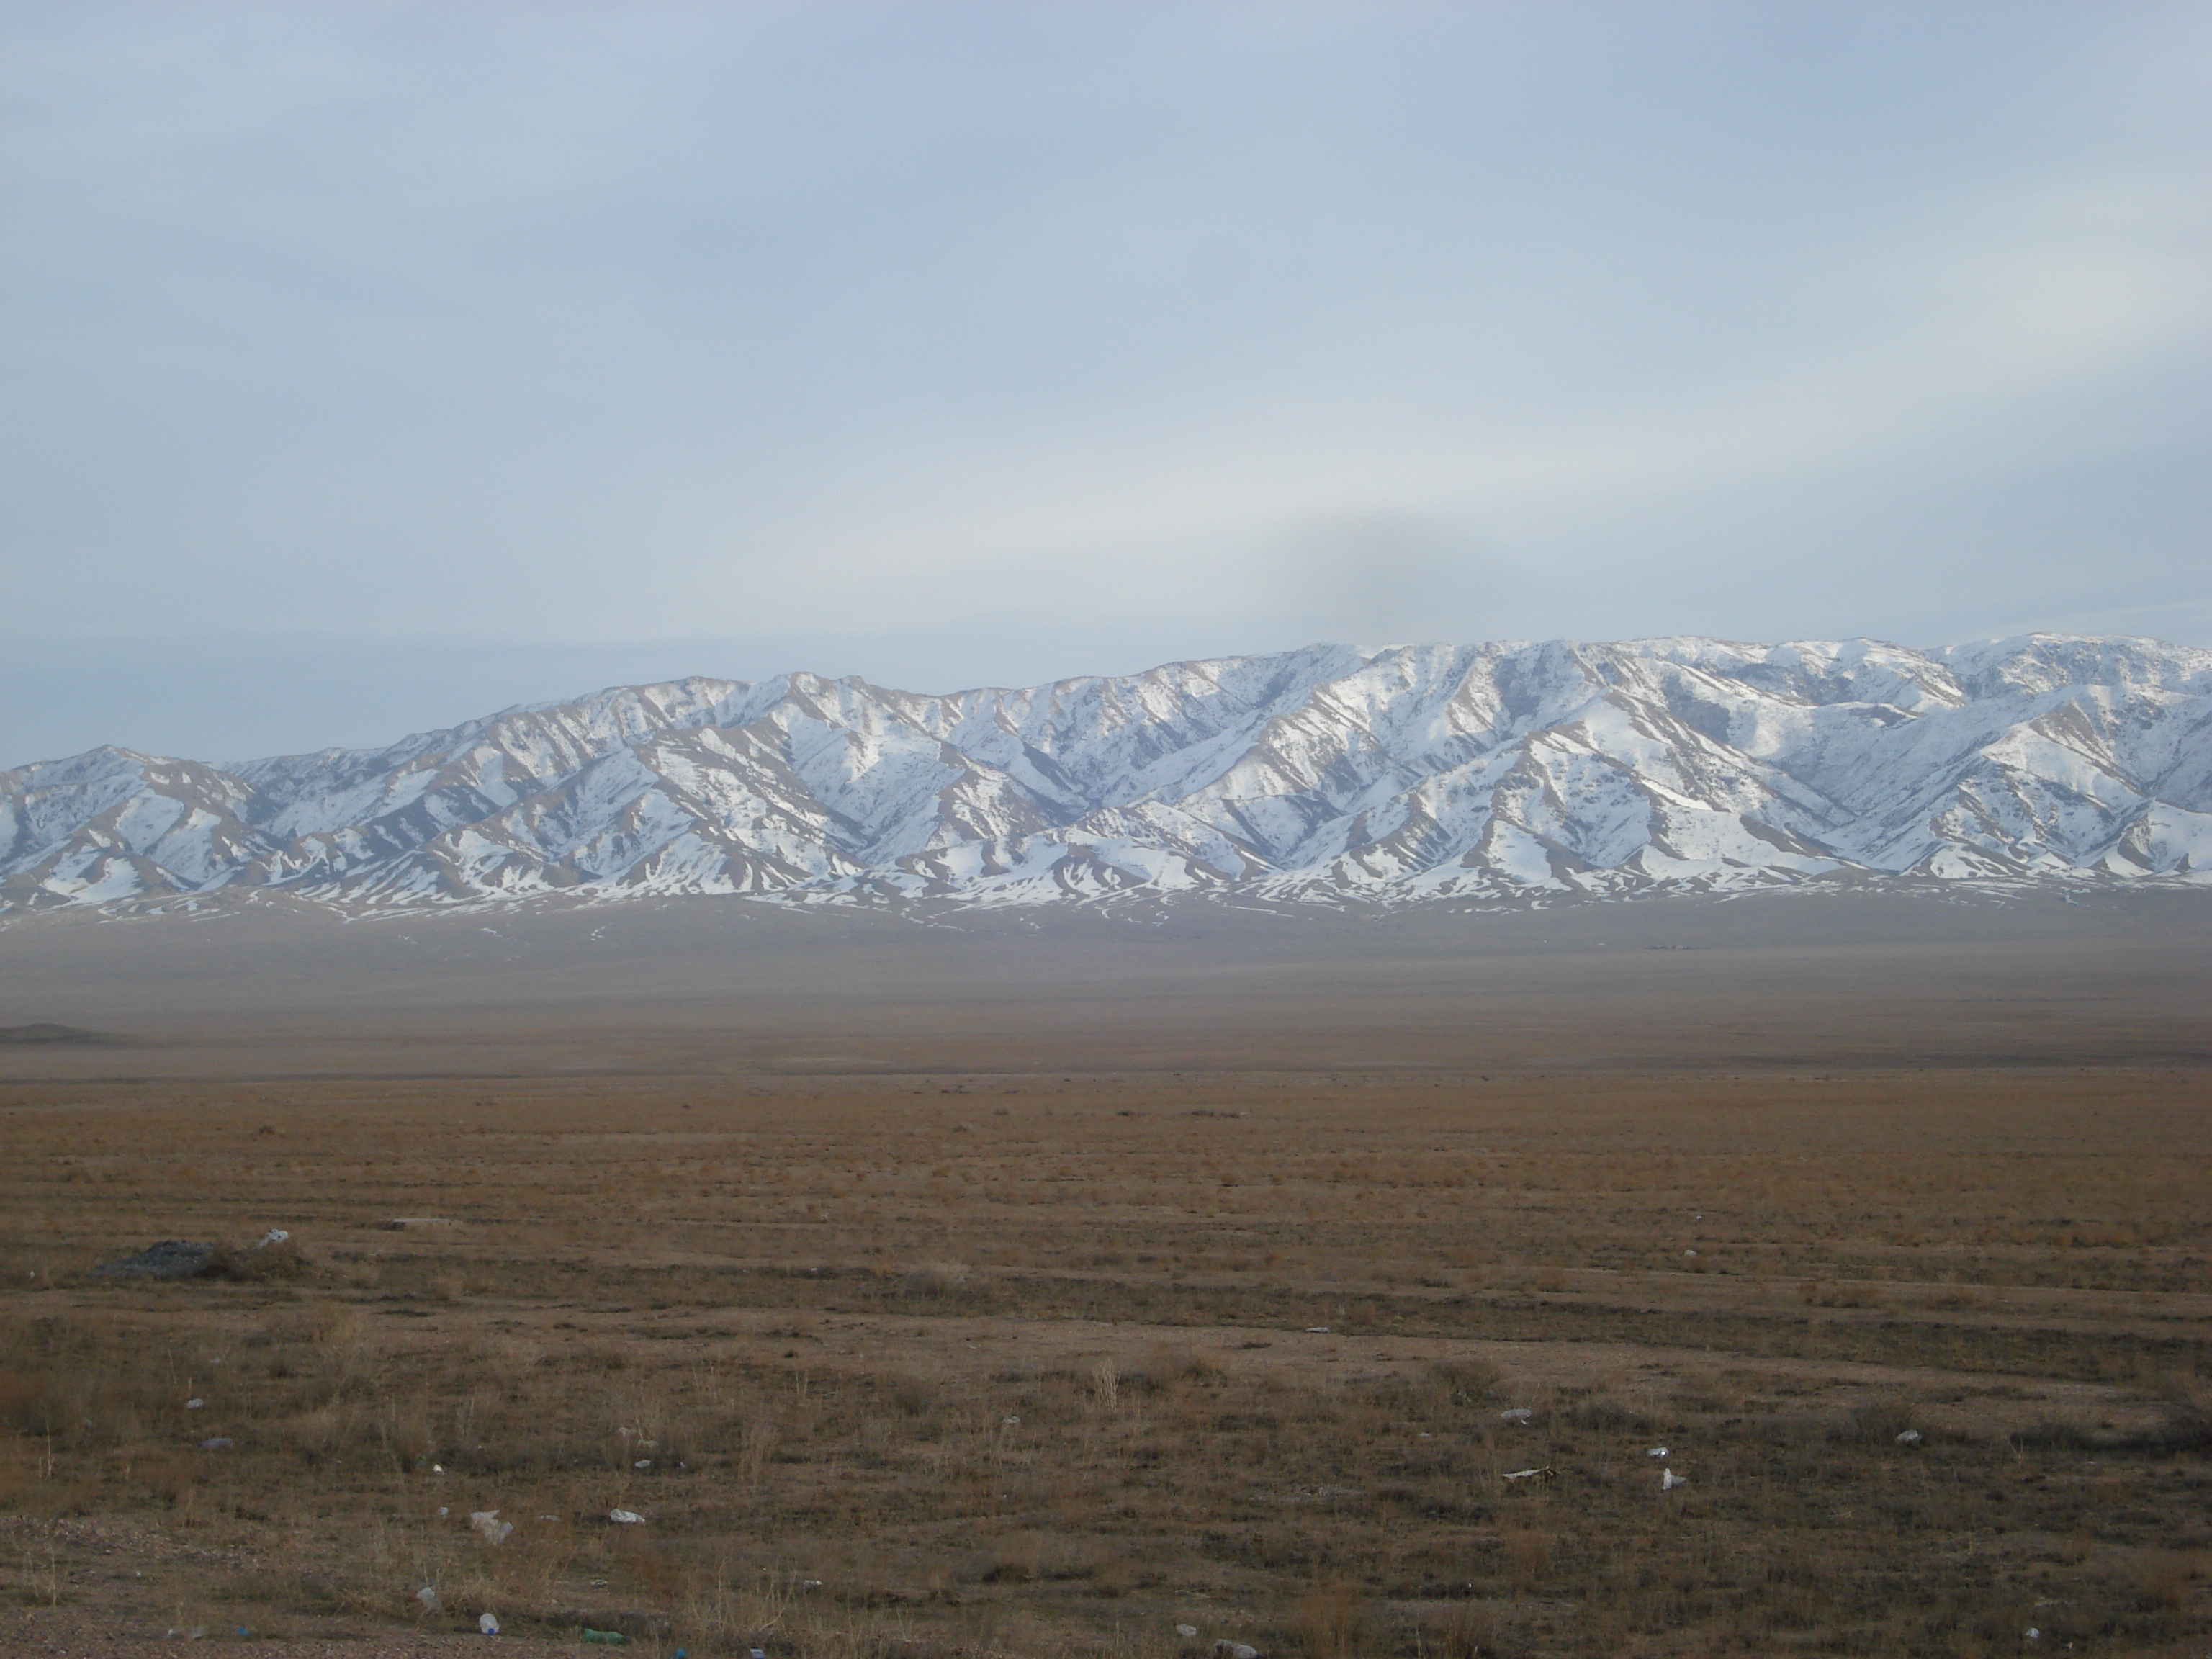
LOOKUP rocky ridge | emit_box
[5,635,2209,912]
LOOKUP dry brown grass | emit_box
[1,1063,2208,1656]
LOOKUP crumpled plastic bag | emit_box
[469,1510,514,1546]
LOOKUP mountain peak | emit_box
[6,636,2208,913]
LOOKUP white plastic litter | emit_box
[1213,1642,1261,1659]
[634,1458,652,1469]
[1683,1249,1698,1257]
[480,1611,500,1635]
[1176,1625,1200,1640]
[1304,1326,1329,1334]
[1498,1407,1533,1424]
[438,1507,449,1517]
[1661,1469,1689,1491]
[416,1586,439,1611]
[259,1229,291,1246]
[608,1509,644,1524]
[1894,1429,1922,1445]
[186,1398,205,1410]
[469,1510,513,1546]
[1647,1447,1668,1458]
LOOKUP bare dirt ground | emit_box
[1,892,2208,1656]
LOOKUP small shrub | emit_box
[737,1420,780,1481]
[1431,1358,1502,1405]
[902,1262,971,1297]
[1424,1599,1498,1659]
[1565,1399,1653,1434]
[1295,1578,1366,1659]
[207,1236,312,1282]
[1501,1531,1552,1596]
[2135,1549,2197,1611]
[1845,1398,1920,1445]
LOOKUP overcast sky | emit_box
[4,1,2208,765]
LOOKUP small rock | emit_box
[96,1240,217,1281]
[608,1508,644,1524]
[185,1398,204,1410]
[1176,1624,1200,1640]
[1894,1429,1922,1445]
[198,1437,233,1450]
[1498,1407,1533,1424]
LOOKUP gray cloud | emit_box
[1245,513,1530,645]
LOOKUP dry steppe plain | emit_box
[1,890,2208,1658]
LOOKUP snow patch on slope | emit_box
[6,635,2211,914]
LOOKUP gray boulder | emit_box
[94,1240,219,1280]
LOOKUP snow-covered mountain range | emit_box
[6,636,2211,914]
